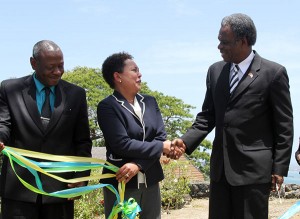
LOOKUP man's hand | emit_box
[271,174,284,192]
[168,138,186,160]
[67,182,86,200]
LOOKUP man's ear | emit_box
[241,37,248,46]
[30,57,37,70]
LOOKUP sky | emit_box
[1,0,299,167]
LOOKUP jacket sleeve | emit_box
[0,81,12,144]
[181,68,216,155]
[133,98,166,171]
[270,66,293,176]
[73,89,92,179]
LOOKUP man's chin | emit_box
[48,79,61,86]
[221,54,228,62]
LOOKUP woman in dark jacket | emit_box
[97,52,175,219]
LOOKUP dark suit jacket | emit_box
[182,51,293,186]
[97,91,166,189]
[0,75,92,203]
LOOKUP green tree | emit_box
[62,66,195,144]
[63,67,112,145]
[186,139,212,179]
[141,87,195,140]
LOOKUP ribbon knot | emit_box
[109,198,141,219]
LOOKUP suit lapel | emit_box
[22,76,44,131]
[112,91,144,121]
[23,78,66,134]
[229,54,261,103]
[46,82,66,133]
[136,93,145,119]
[222,63,231,98]
[214,63,231,106]
[112,91,136,118]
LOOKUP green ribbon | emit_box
[1,146,141,218]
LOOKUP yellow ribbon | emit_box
[1,146,141,218]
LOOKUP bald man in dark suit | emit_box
[0,40,92,219]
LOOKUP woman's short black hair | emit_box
[102,52,133,89]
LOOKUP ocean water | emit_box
[285,170,300,185]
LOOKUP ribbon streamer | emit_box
[278,200,300,219]
[1,146,141,219]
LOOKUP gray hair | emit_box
[221,13,257,46]
[32,40,61,59]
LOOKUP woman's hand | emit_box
[297,154,300,163]
[162,140,172,155]
[116,162,140,183]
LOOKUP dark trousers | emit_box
[209,173,270,219]
[103,183,161,219]
[1,196,74,219]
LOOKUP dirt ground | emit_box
[161,197,300,219]
[94,197,300,219]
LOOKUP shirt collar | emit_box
[33,73,55,93]
[231,51,255,74]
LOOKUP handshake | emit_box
[163,138,186,160]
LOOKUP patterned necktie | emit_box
[41,87,51,128]
[229,65,239,94]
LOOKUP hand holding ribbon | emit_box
[1,146,141,219]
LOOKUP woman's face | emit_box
[118,59,142,94]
